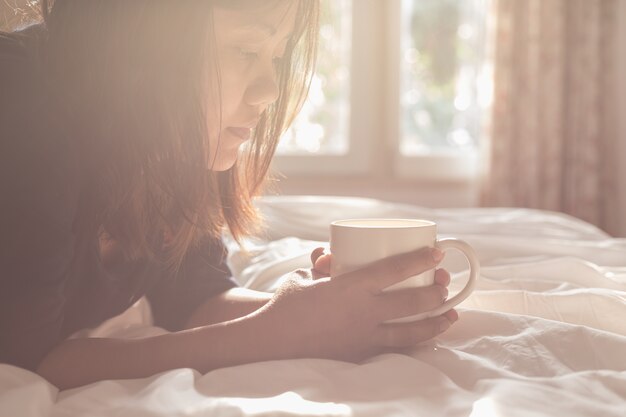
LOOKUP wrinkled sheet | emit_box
[1,195,625,416]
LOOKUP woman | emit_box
[0,0,457,390]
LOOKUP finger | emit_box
[311,248,331,280]
[376,285,448,321]
[342,246,444,292]
[376,314,455,348]
[434,268,451,287]
[310,247,326,266]
[312,253,332,278]
[444,308,459,323]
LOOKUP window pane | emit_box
[401,0,491,154]
[277,0,352,155]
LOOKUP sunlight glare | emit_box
[219,392,352,416]
[469,397,500,417]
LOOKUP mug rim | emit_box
[331,218,436,228]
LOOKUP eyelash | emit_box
[236,48,285,68]
[237,48,258,60]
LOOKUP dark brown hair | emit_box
[35,0,319,270]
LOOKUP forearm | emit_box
[184,287,272,329]
[37,312,275,391]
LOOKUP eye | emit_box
[236,47,258,61]
[273,55,285,70]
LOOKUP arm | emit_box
[183,287,272,328]
[182,247,331,329]
[37,310,277,391]
[38,247,456,390]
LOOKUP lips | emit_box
[227,127,252,141]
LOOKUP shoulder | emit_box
[0,32,26,59]
[0,24,45,79]
[0,24,47,113]
[1,26,83,233]
[0,33,30,111]
[1,25,68,171]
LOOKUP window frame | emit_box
[273,0,481,183]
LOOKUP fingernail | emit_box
[445,309,459,323]
[438,318,451,332]
[431,248,444,263]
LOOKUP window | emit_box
[277,0,352,155]
[273,0,493,181]
[400,0,490,154]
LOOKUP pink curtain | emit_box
[481,0,620,235]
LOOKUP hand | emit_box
[254,246,458,363]
[310,247,331,279]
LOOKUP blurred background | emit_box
[275,0,626,238]
[2,0,625,237]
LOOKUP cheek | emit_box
[207,50,249,136]
[207,77,242,128]
[220,69,247,114]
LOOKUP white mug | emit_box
[330,218,480,323]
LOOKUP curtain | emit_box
[481,0,620,235]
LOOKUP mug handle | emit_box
[424,238,480,318]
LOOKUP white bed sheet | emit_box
[1,195,625,416]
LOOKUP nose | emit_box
[245,71,280,110]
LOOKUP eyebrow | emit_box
[230,23,275,40]
[231,23,293,41]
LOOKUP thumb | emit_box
[310,247,326,265]
[312,252,332,279]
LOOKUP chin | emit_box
[208,154,238,171]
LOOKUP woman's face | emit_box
[207,2,297,171]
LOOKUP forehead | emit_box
[213,1,298,40]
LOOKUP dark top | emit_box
[0,29,238,371]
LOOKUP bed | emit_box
[1,195,625,416]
